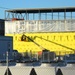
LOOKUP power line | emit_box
[0,6,10,9]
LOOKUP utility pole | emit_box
[6,51,9,75]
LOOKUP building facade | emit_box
[0,36,13,60]
[0,19,4,36]
[5,7,75,55]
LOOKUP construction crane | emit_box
[36,36,75,53]
[21,34,75,53]
[21,34,47,51]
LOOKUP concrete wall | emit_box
[0,66,75,75]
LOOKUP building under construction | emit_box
[5,7,75,55]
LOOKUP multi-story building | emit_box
[0,19,13,60]
[5,7,75,55]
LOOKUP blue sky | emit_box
[0,0,75,19]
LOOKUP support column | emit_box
[39,10,41,20]
[33,13,35,20]
[64,9,67,31]
[45,13,47,20]
[26,11,28,20]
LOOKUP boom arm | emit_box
[21,34,45,50]
[36,36,75,52]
